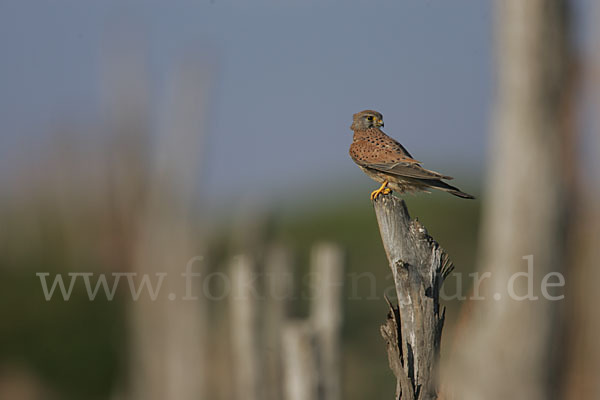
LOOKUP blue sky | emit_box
[0,0,593,202]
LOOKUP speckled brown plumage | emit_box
[349,110,474,200]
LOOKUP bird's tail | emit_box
[423,179,475,199]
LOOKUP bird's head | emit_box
[350,110,384,131]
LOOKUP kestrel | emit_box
[349,110,474,201]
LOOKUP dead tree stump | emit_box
[373,195,453,400]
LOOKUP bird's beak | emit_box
[376,120,384,127]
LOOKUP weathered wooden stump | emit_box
[373,195,453,400]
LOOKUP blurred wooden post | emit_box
[373,196,452,400]
[310,244,344,400]
[230,255,263,400]
[282,321,319,400]
[281,242,344,400]
[442,1,572,399]
[120,53,212,400]
[264,245,294,400]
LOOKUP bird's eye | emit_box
[366,116,374,121]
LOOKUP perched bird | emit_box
[349,110,474,200]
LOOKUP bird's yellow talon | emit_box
[370,181,390,201]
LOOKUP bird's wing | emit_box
[369,162,454,180]
[350,139,454,180]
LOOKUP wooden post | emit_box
[442,1,572,399]
[230,255,263,400]
[126,58,211,400]
[264,245,294,400]
[373,195,452,400]
[310,243,344,400]
[282,321,319,400]
[280,242,344,400]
